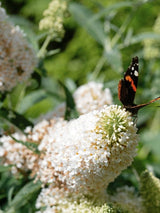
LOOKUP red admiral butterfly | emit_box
[118,56,160,114]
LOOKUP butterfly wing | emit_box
[118,56,139,106]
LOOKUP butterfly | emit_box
[118,56,160,114]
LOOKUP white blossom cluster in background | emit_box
[0,4,37,92]
[74,81,113,114]
[39,0,67,39]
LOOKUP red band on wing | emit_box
[125,75,137,92]
[118,80,122,101]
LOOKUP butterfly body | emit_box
[118,56,160,114]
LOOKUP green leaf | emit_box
[9,84,26,110]
[7,181,41,211]
[69,2,106,45]
[59,81,79,120]
[0,107,33,130]
[10,136,40,154]
[16,90,47,114]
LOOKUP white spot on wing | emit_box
[134,70,138,76]
[131,67,134,70]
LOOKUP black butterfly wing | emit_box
[118,56,139,106]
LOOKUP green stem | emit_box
[38,34,53,58]
[91,55,106,80]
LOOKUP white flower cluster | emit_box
[39,0,67,38]
[37,105,138,197]
[74,81,113,114]
[0,119,58,175]
[0,5,37,92]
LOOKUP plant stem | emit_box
[38,34,53,58]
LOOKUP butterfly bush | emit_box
[0,81,112,175]
[37,105,138,194]
[0,4,37,92]
[0,104,138,212]
[0,72,139,212]
[35,105,138,212]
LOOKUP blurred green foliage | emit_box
[0,0,160,212]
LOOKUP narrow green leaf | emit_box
[7,181,41,210]
[69,2,106,45]
[0,107,33,130]
[59,81,79,120]
[10,136,40,154]
[10,84,26,110]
